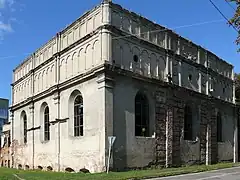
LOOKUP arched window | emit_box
[23,112,27,144]
[74,95,83,136]
[135,92,149,137]
[217,112,223,142]
[184,105,193,140]
[44,106,50,141]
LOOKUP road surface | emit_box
[148,166,240,180]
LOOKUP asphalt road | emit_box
[148,166,240,180]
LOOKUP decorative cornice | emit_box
[10,63,236,112]
[50,118,69,125]
[10,64,105,111]
[27,126,41,132]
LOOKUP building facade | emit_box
[0,98,10,167]
[0,99,9,132]
[9,0,239,173]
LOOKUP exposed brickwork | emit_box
[155,87,184,167]
[155,90,167,166]
[200,100,207,164]
[172,104,184,165]
[155,85,232,167]
[166,106,173,167]
[210,104,218,164]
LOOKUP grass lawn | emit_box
[0,163,239,180]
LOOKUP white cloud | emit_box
[0,21,12,32]
[0,0,16,40]
[0,21,12,40]
[0,0,14,9]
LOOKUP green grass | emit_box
[0,163,239,180]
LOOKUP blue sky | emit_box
[0,0,239,101]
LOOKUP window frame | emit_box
[217,112,223,142]
[74,95,83,137]
[23,113,27,144]
[44,106,50,141]
[135,92,150,137]
[184,105,193,141]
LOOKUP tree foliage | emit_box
[235,73,240,101]
[229,0,240,46]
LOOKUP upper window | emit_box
[188,74,192,81]
[135,92,149,137]
[44,106,50,141]
[74,95,83,137]
[217,112,223,142]
[23,112,27,144]
[184,105,193,140]
[133,55,139,63]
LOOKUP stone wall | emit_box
[154,84,236,167]
[107,67,237,170]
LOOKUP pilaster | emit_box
[197,47,201,64]
[29,103,35,169]
[54,55,60,85]
[198,70,202,93]
[206,102,217,165]
[234,108,238,163]
[155,89,167,166]
[233,82,236,104]
[96,73,114,171]
[53,91,60,171]
[200,100,207,164]
[101,0,112,64]
[10,111,14,168]
[178,60,182,87]
[166,106,173,167]
[165,55,169,81]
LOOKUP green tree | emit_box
[229,0,240,46]
[235,73,240,102]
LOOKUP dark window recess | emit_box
[133,55,139,63]
[23,113,27,144]
[135,92,149,137]
[74,95,84,137]
[188,74,192,81]
[184,105,193,140]
[217,112,223,142]
[44,106,50,141]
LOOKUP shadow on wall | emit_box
[112,87,128,171]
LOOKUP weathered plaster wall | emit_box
[110,2,234,104]
[13,4,103,82]
[217,109,235,162]
[110,3,233,80]
[12,77,106,173]
[113,76,156,170]
[12,2,108,106]
[111,73,236,169]
[112,36,234,104]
